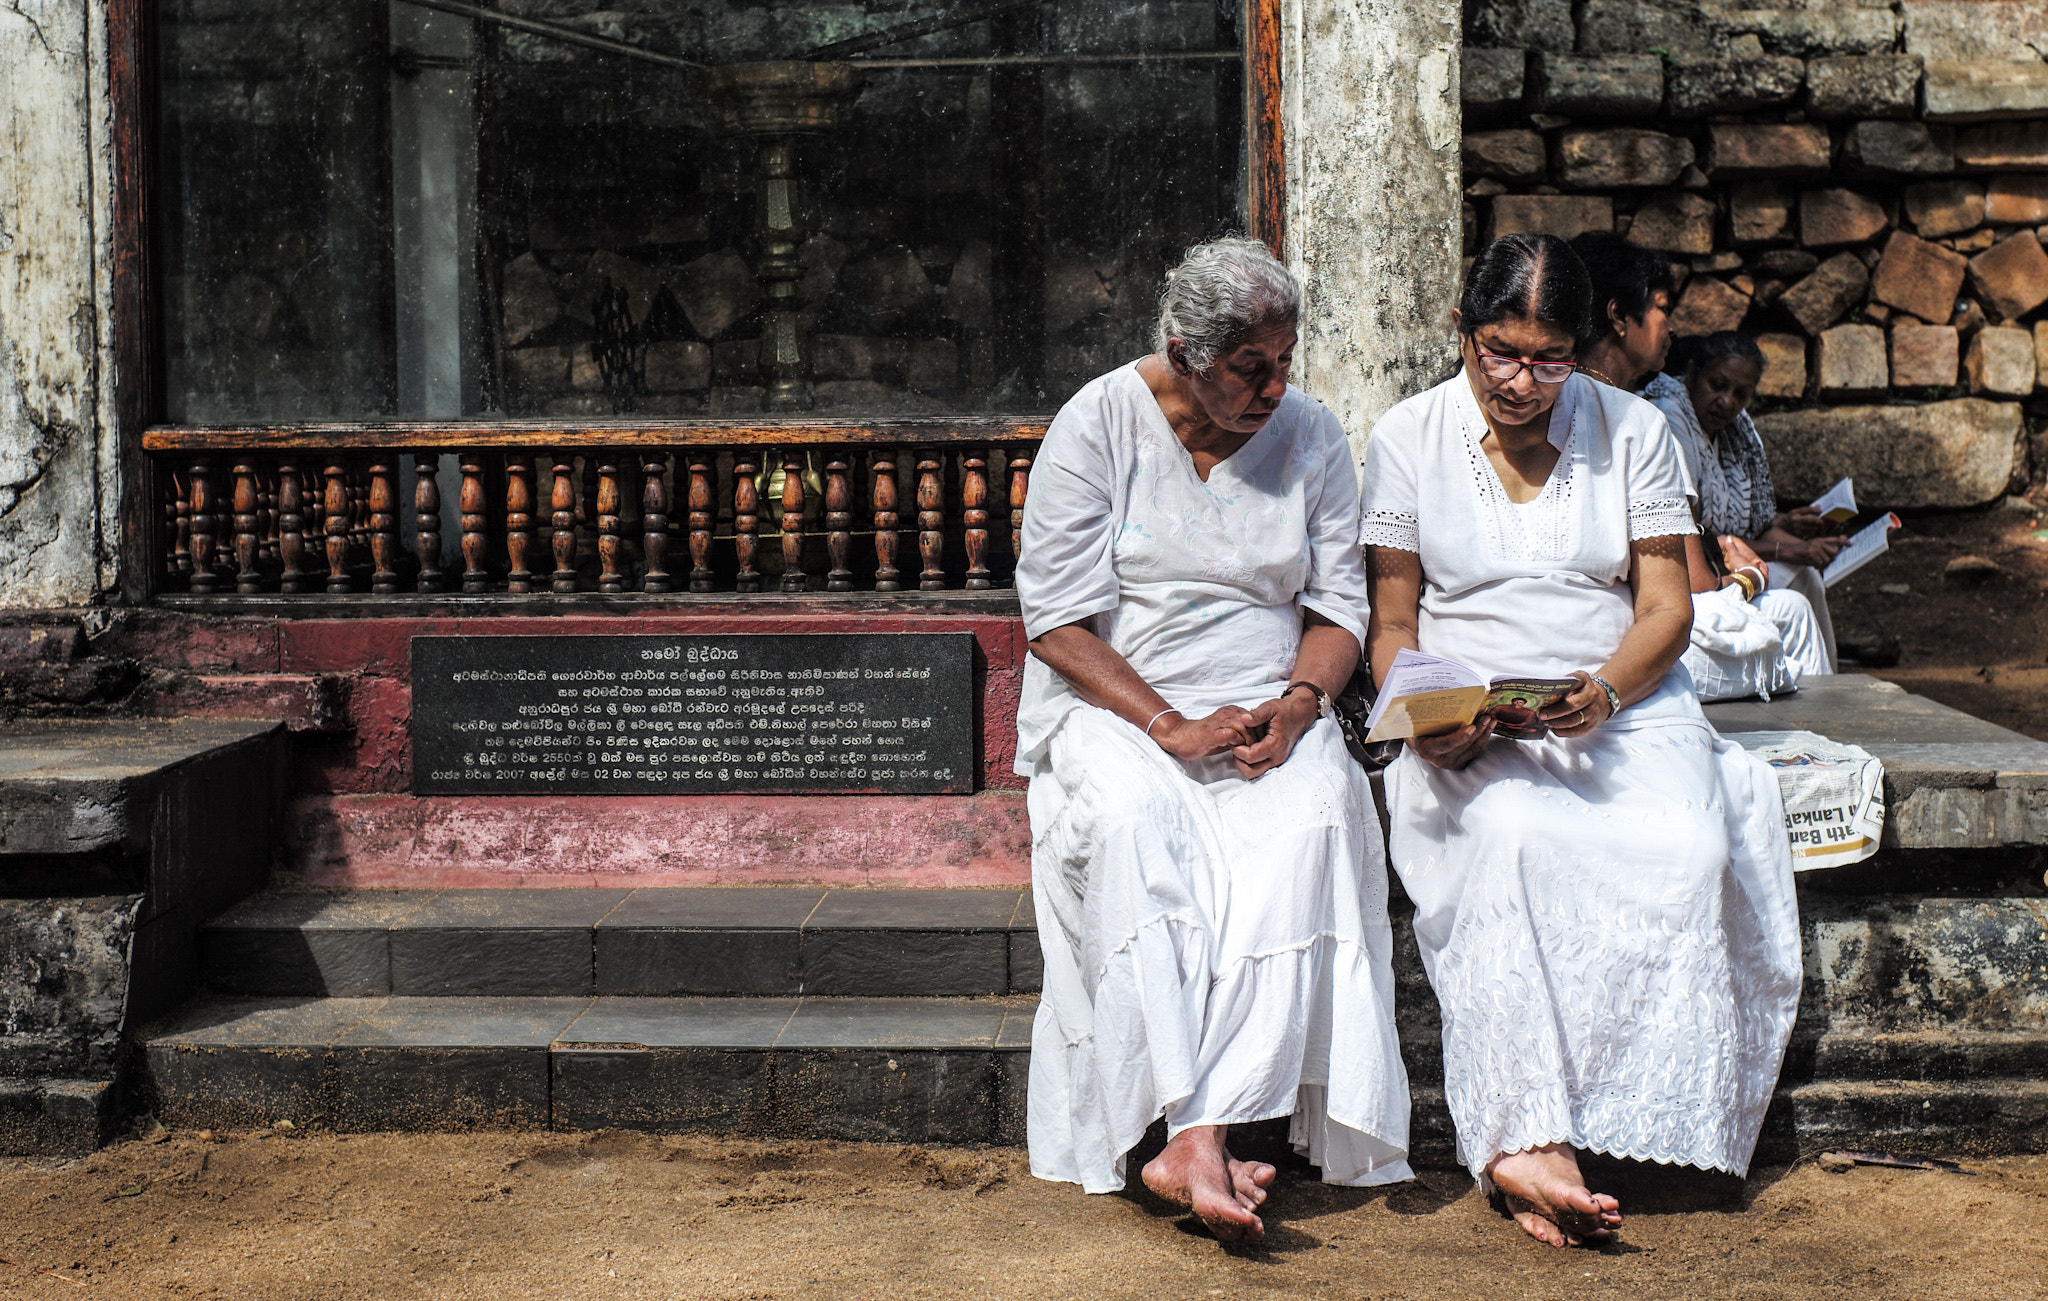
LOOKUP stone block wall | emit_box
[1461,0,2048,448]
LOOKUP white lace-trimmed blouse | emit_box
[1359,371,1700,728]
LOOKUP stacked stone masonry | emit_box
[1463,0,2048,501]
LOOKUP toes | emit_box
[1513,1211,1567,1248]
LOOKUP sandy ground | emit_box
[0,1130,2039,1299]
[1829,496,2048,740]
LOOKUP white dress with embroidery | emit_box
[1016,362,1411,1194]
[1359,372,1801,1181]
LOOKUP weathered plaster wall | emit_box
[1284,0,1465,464]
[0,0,116,608]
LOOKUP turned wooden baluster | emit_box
[917,451,945,591]
[367,454,400,594]
[825,452,852,591]
[872,449,900,591]
[505,454,535,593]
[322,456,351,593]
[779,449,807,592]
[1009,447,1032,569]
[550,453,578,593]
[596,451,625,593]
[414,453,444,592]
[643,452,674,594]
[168,468,190,578]
[460,453,490,592]
[277,458,308,592]
[733,450,760,592]
[684,450,714,593]
[963,449,990,590]
[259,465,279,566]
[187,457,219,593]
[231,460,262,593]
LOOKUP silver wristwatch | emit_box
[1590,674,1622,718]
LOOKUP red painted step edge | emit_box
[286,791,1033,888]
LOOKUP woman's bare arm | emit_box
[1683,532,1721,595]
[1028,623,1254,760]
[1227,612,1359,777]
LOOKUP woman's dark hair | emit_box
[1672,330,1766,376]
[1569,231,1677,342]
[1457,233,1595,343]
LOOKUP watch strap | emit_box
[1284,681,1330,719]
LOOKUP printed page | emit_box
[1810,477,1856,524]
[1821,512,1901,588]
[1363,648,1487,742]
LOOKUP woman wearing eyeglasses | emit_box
[1357,234,1800,1248]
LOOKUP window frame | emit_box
[112,0,1287,599]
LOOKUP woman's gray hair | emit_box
[1153,236,1301,375]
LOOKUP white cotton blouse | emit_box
[1358,371,1701,729]
[1014,362,1372,773]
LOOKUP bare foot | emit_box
[1141,1126,1265,1243]
[1228,1157,1276,1211]
[1486,1144,1621,1248]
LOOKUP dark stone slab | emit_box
[552,1050,775,1133]
[560,996,798,1049]
[328,1046,552,1131]
[598,930,801,995]
[801,891,1021,996]
[201,894,435,997]
[142,996,384,1129]
[0,895,141,1077]
[1007,932,1043,994]
[594,889,822,996]
[770,1049,996,1144]
[0,718,281,856]
[776,996,1005,1049]
[599,888,825,930]
[0,1078,115,1157]
[806,889,1023,930]
[332,996,588,1048]
[995,998,1035,1050]
[385,891,627,996]
[991,1054,1028,1146]
[410,633,976,795]
[325,997,587,1131]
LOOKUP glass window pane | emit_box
[157,1,1248,423]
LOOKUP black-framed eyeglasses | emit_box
[1474,351,1577,384]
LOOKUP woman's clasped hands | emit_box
[1151,690,1320,779]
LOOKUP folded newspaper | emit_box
[1728,729,1886,870]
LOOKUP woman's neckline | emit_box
[1455,370,1576,502]
[1128,359,1275,484]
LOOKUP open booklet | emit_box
[1821,511,1902,588]
[1363,648,1580,743]
[1810,477,1858,525]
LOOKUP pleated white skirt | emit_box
[1024,708,1412,1193]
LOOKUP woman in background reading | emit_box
[1358,233,1800,1247]
[1015,237,1410,1245]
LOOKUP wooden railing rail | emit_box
[146,423,1045,598]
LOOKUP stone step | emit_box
[201,887,1039,1000]
[142,994,1033,1144]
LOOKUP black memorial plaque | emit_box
[411,634,975,795]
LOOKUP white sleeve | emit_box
[1298,407,1371,650]
[1357,405,1422,553]
[1625,404,1698,540]
[1015,393,1122,641]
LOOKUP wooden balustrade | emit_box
[143,427,1042,598]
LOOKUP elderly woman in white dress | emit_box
[1359,234,1800,1247]
[1016,237,1410,1244]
